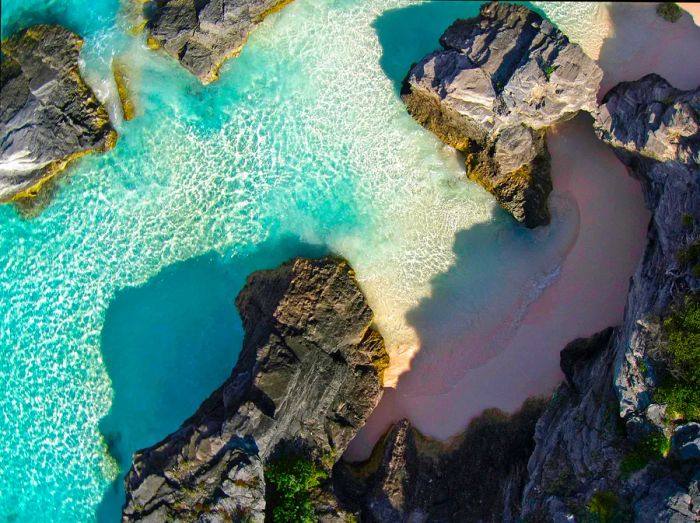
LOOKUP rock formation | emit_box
[521,75,700,522]
[122,257,388,522]
[329,399,546,523]
[142,0,294,84]
[0,25,117,203]
[401,1,602,227]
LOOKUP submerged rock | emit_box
[122,257,388,522]
[0,25,117,203]
[143,0,294,84]
[402,1,602,227]
[522,75,700,522]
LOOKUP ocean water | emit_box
[1,1,619,521]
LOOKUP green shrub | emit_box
[682,213,695,229]
[620,433,670,477]
[657,3,683,23]
[264,457,326,523]
[544,64,559,80]
[586,490,626,523]
[654,295,700,421]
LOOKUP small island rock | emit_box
[143,0,294,84]
[402,1,602,227]
[0,25,116,203]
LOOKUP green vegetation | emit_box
[585,490,629,523]
[677,239,700,277]
[656,3,683,23]
[682,213,695,229]
[544,64,559,80]
[619,433,670,477]
[653,295,700,421]
[264,457,327,523]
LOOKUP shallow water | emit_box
[0,1,655,521]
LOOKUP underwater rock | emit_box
[0,25,116,203]
[402,1,602,227]
[122,257,388,522]
[142,0,294,84]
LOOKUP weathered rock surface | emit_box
[330,399,546,523]
[402,1,602,227]
[122,257,388,522]
[521,75,700,522]
[0,25,116,203]
[143,0,293,84]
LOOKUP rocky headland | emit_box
[141,0,294,84]
[401,2,602,227]
[122,257,388,522]
[0,25,117,203]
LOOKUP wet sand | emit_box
[346,2,700,459]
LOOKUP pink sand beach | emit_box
[346,2,700,459]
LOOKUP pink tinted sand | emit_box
[346,3,700,459]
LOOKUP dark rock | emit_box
[672,423,700,461]
[522,74,700,522]
[0,25,117,203]
[560,327,615,391]
[122,257,388,522]
[143,0,294,84]
[402,1,601,227]
[333,398,546,523]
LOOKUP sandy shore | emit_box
[346,2,700,460]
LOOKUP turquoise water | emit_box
[0,0,586,521]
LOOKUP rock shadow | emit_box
[372,1,482,94]
[96,237,325,522]
[596,2,700,95]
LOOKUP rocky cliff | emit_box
[401,1,602,227]
[329,399,546,523]
[0,25,116,203]
[142,0,294,84]
[122,257,388,522]
[520,75,700,522]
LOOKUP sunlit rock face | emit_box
[143,0,294,84]
[123,257,388,522]
[402,1,602,227]
[0,25,116,202]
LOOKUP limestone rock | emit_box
[143,0,293,84]
[122,257,388,522]
[594,74,699,165]
[402,1,602,227]
[0,25,116,203]
[522,74,700,522]
[672,423,700,461]
[332,399,546,523]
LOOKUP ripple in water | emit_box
[0,1,649,521]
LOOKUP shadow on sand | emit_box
[96,237,325,522]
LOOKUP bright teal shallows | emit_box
[0,0,496,521]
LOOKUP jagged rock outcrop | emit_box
[0,25,117,203]
[330,399,546,523]
[402,1,602,227]
[521,75,700,522]
[142,0,294,84]
[122,257,388,522]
